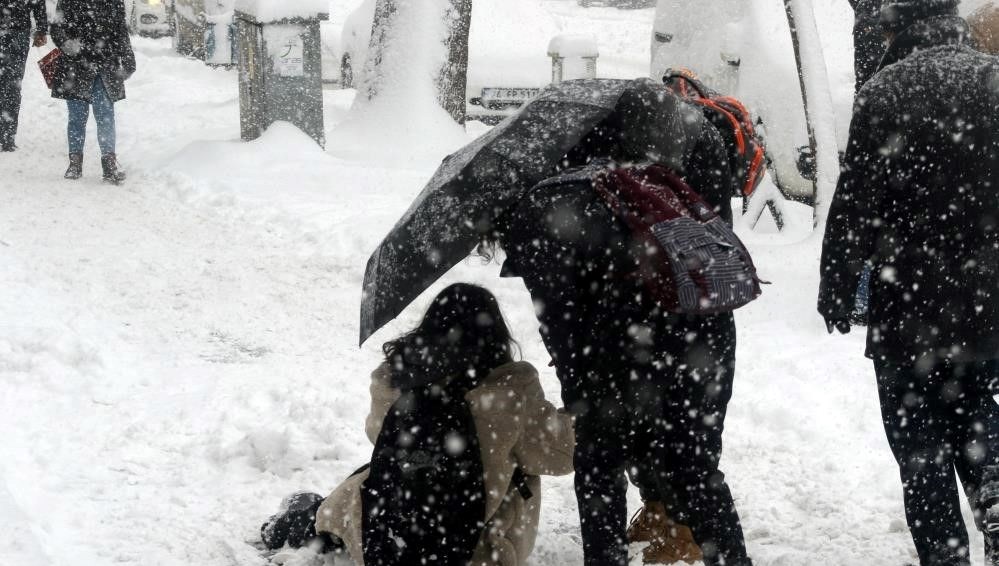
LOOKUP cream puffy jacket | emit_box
[315,361,575,566]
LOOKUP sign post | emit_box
[234,5,329,146]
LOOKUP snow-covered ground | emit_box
[0,1,988,565]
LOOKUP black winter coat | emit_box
[50,0,135,102]
[848,0,885,91]
[0,0,47,31]
[818,15,999,364]
[497,115,738,407]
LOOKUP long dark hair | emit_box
[383,284,517,392]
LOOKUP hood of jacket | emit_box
[879,14,972,69]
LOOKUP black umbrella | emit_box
[359,78,705,345]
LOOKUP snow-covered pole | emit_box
[783,0,840,231]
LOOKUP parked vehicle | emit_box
[336,0,561,123]
[130,0,173,37]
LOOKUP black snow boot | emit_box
[101,153,126,184]
[64,153,83,180]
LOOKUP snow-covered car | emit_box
[130,0,173,38]
[338,0,562,123]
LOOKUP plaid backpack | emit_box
[663,68,767,198]
[583,163,763,314]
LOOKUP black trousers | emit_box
[875,357,999,566]
[0,28,30,146]
[547,307,751,566]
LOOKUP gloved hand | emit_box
[825,317,851,335]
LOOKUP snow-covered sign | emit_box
[234,0,328,22]
[264,25,306,77]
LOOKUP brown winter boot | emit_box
[101,153,126,185]
[641,518,703,565]
[628,501,703,565]
[64,153,83,179]
[628,501,670,544]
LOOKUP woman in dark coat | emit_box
[50,0,135,184]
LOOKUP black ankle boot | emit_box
[65,153,83,179]
[101,153,126,184]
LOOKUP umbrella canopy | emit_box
[359,78,706,345]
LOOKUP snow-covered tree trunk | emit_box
[360,0,471,125]
[437,0,472,124]
[362,0,398,102]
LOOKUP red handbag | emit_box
[38,49,62,90]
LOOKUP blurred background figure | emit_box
[849,0,885,92]
[0,0,47,152]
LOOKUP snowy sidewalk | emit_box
[0,26,984,566]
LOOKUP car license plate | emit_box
[481,87,541,103]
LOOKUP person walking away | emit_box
[0,0,47,152]
[261,284,576,566]
[818,1,999,564]
[969,1,999,53]
[495,89,754,566]
[50,0,134,184]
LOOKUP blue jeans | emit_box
[67,78,116,155]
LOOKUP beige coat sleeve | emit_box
[365,363,400,445]
[511,373,576,477]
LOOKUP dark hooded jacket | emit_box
[496,105,737,406]
[50,0,135,102]
[818,15,999,365]
[0,0,47,31]
[849,0,885,91]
